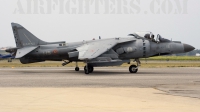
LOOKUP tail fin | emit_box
[11,23,48,47]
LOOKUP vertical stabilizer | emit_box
[11,23,48,47]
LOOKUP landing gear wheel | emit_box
[89,66,94,73]
[84,66,89,74]
[75,67,79,71]
[84,65,94,73]
[129,65,138,73]
[85,69,89,74]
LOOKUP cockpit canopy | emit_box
[134,32,153,39]
[128,32,171,43]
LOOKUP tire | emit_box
[84,65,94,73]
[129,65,138,73]
[85,70,89,74]
[75,67,79,71]
[84,66,89,74]
[89,66,94,73]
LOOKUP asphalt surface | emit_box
[0,67,200,98]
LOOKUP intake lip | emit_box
[183,44,195,52]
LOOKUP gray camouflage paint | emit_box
[8,23,195,67]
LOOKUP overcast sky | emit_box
[0,0,200,49]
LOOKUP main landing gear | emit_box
[74,61,94,74]
[62,61,94,74]
[129,59,141,73]
[84,65,94,74]
[75,62,94,74]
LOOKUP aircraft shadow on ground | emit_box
[12,70,198,76]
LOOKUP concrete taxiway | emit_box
[0,67,200,112]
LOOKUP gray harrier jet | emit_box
[6,23,195,74]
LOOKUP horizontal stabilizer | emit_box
[15,46,38,59]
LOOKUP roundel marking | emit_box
[53,50,58,54]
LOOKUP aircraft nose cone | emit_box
[183,44,195,52]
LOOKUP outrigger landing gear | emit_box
[75,62,80,71]
[129,59,141,73]
[84,65,94,74]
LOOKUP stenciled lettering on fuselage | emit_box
[43,51,51,55]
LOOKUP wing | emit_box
[76,38,135,60]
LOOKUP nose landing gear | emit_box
[129,65,138,73]
[129,59,141,73]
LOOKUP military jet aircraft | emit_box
[0,54,13,62]
[6,23,195,74]
[0,49,14,62]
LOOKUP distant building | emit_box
[0,47,6,50]
[0,47,11,50]
[196,53,200,56]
